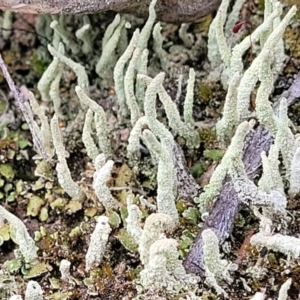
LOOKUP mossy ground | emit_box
[0,2,300,299]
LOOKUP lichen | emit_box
[0,0,299,299]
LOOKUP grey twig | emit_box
[0,53,49,161]
[184,125,272,276]
[184,70,300,276]
[0,0,221,23]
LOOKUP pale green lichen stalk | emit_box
[140,73,199,149]
[214,0,231,67]
[135,48,149,107]
[49,65,64,118]
[202,229,236,297]
[141,73,178,223]
[224,0,247,37]
[275,98,295,174]
[37,43,64,102]
[0,205,37,263]
[138,213,175,265]
[126,115,148,162]
[125,194,143,245]
[59,259,71,281]
[113,29,139,118]
[25,281,43,300]
[216,72,240,142]
[85,216,112,271]
[75,16,92,55]
[50,114,86,201]
[3,0,300,298]
[265,144,284,192]
[255,50,277,135]
[48,43,89,94]
[251,232,300,259]
[82,108,99,161]
[183,68,196,126]
[258,149,283,194]
[142,129,178,223]
[197,121,252,212]
[278,278,292,300]
[137,0,157,52]
[75,86,112,157]
[93,154,120,211]
[50,20,80,55]
[1,11,12,40]
[152,22,169,72]
[207,0,229,69]
[140,238,199,293]
[102,14,121,47]
[96,14,125,83]
[124,47,141,125]
[289,146,300,197]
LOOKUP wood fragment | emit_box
[183,72,300,276]
[0,0,221,23]
[184,125,272,276]
[173,142,202,202]
[0,53,49,161]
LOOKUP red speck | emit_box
[232,21,248,33]
[236,228,256,263]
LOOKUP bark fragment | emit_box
[0,0,221,23]
[184,125,272,276]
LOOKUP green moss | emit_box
[198,83,213,103]
[199,128,217,149]
[203,149,224,162]
[176,199,187,214]
[258,0,265,10]
[190,161,205,178]
[31,51,49,75]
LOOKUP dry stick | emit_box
[275,71,300,110]
[173,142,202,202]
[184,125,272,276]
[0,0,221,23]
[184,72,300,276]
[0,53,49,161]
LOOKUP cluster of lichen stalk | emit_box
[0,0,300,298]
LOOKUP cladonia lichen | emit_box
[1,0,299,299]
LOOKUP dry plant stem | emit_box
[0,0,221,23]
[184,125,272,276]
[275,71,300,110]
[173,142,202,202]
[183,75,300,277]
[0,53,49,161]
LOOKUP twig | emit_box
[0,53,49,161]
[184,71,300,276]
[0,0,221,23]
[184,125,272,276]
[173,142,202,202]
